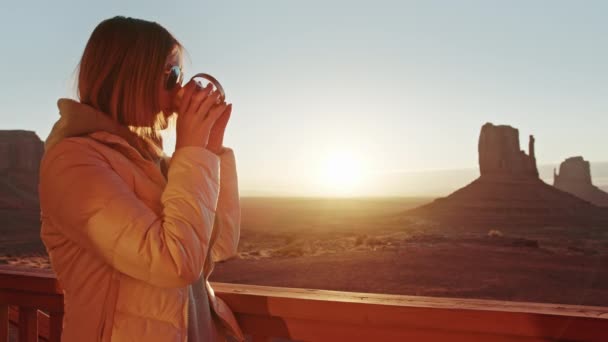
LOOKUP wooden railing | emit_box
[0,266,63,342]
[2,265,608,341]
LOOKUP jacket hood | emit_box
[46,98,165,160]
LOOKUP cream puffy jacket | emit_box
[39,99,244,341]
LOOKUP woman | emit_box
[39,16,244,341]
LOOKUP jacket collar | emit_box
[45,98,167,162]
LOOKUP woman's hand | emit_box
[206,103,232,155]
[175,81,229,150]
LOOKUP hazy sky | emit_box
[1,1,607,196]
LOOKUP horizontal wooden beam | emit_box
[212,282,608,341]
[210,282,608,319]
[0,267,60,295]
[0,290,63,312]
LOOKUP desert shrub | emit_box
[566,245,597,255]
[567,245,586,253]
[487,229,503,238]
[272,244,306,258]
[365,236,383,247]
[354,234,367,246]
[511,238,539,248]
[408,234,446,244]
[284,234,297,245]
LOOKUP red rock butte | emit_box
[407,123,608,227]
[554,156,608,207]
[0,130,44,209]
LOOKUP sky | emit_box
[1,1,607,197]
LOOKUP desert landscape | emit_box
[2,124,608,307]
[210,196,608,306]
[3,196,608,306]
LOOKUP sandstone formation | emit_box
[478,123,538,179]
[0,130,44,209]
[407,123,608,227]
[554,157,608,207]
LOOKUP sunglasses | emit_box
[164,65,184,91]
[164,65,227,103]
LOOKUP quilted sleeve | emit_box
[209,147,241,262]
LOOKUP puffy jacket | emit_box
[39,99,245,341]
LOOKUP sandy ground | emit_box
[3,197,608,306]
[213,231,608,306]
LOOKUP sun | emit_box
[318,149,365,195]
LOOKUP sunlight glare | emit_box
[318,149,366,196]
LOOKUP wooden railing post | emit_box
[49,311,64,342]
[0,304,8,342]
[18,307,37,342]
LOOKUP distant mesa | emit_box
[554,156,608,207]
[407,123,608,227]
[0,130,44,209]
[479,123,539,179]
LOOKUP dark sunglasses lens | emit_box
[165,66,181,90]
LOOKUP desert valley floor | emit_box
[3,197,608,307]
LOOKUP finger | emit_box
[214,104,232,127]
[206,102,228,123]
[196,90,223,117]
[178,81,199,116]
[181,82,213,116]
[189,83,213,113]
[213,103,232,124]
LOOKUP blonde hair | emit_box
[76,16,183,160]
